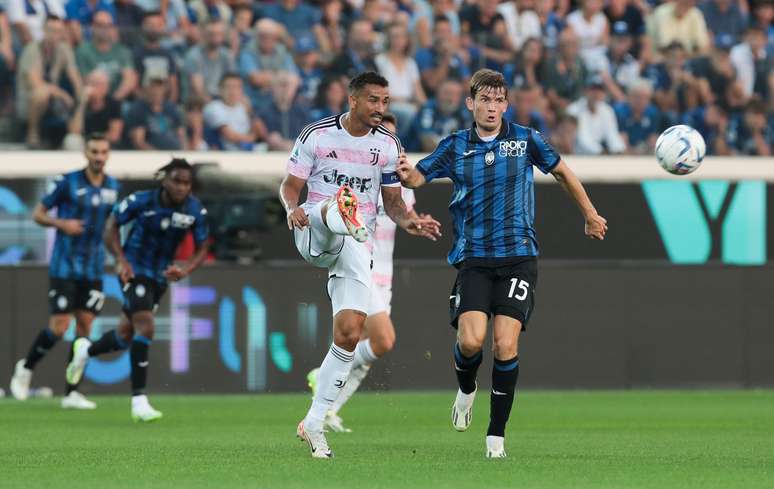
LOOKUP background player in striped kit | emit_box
[398,69,608,458]
[66,159,210,422]
[10,133,119,410]
[308,113,437,433]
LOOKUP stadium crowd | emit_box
[0,0,772,155]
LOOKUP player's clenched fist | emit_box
[287,207,309,230]
[396,153,412,180]
[585,213,608,240]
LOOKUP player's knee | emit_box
[132,312,155,339]
[333,313,364,350]
[493,337,518,360]
[371,330,395,356]
[49,316,70,337]
[457,328,485,356]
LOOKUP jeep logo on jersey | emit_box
[370,147,381,166]
[171,212,195,229]
[499,140,528,157]
[323,169,373,192]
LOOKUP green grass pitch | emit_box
[2,390,772,489]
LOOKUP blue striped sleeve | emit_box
[416,135,455,183]
[113,192,143,225]
[41,175,68,209]
[193,204,209,245]
[527,128,561,174]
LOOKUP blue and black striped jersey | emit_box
[42,170,121,280]
[416,121,560,265]
[114,189,208,284]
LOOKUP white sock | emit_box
[131,394,148,408]
[330,340,379,414]
[323,199,349,235]
[304,343,354,431]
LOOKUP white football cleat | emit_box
[324,411,352,433]
[335,185,368,242]
[486,435,507,458]
[65,337,92,386]
[297,420,333,458]
[61,391,97,410]
[10,359,32,401]
[131,395,163,422]
[452,386,476,432]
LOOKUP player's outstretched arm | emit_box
[396,153,426,189]
[279,174,309,229]
[550,160,608,240]
[382,186,441,241]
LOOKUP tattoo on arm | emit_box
[383,187,409,227]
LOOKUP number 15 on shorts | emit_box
[507,278,529,300]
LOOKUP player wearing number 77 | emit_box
[397,69,608,459]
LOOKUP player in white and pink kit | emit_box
[279,73,441,459]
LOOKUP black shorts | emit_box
[48,278,104,315]
[449,257,537,331]
[121,276,167,316]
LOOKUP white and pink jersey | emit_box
[287,113,402,248]
[372,188,415,288]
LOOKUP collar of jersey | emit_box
[468,119,510,143]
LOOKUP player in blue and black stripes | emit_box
[10,133,120,410]
[66,158,210,422]
[398,69,608,458]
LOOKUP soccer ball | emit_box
[655,125,706,175]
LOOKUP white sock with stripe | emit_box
[330,339,378,414]
[304,343,354,431]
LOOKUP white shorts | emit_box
[294,201,373,316]
[368,282,392,316]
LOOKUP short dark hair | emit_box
[433,16,451,29]
[219,72,242,87]
[380,112,397,129]
[746,99,767,115]
[348,71,389,95]
[155,158,193,181]
[469,69,507,99]
[142,10,163,22]
[85,132,109,145]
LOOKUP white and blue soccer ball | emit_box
[655,125,706,175]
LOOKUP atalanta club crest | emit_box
[485,151,495,166]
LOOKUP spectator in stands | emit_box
[689,34,746,112]
[730,26,773,102]
[309,77,348,120]
[415,16,473,97]
[239,18,298,112]
[550,113,578,154]
[184,96,206,150]
[727,99,773,155]
[614,78,661,154]
[646,0,710,56]
[0,7,14,109]
[260,0,330,56]
[699,0,747,44]
[134,11,179,102]
[604,0,647,60]
[75,11,136,102]
[189,0,231,26]
[505,83,549,134]
[329,19,377,79]
[6,0,66,45]
[460,0,513,72]
[66,69,123,147]
[543,29,588,112]
[230,5,253,53]
[133,0,191,45]
[295,37,323,106]
[682,102,731,155]
[114,0,144,46]
[16,15,81,148]
[644,42,700,120]
[256,72,308,150]
[64,0,115,44]
[498,0,542,51]
[603,21,641,102]
[566,0,609,72]
[537,0,565,51]
[203,73,265,150]
[413,0,461,50]
[182,19,235,103]
[125,77,185,150]
[751,0,774,50]
[512,37,544,91]
[319,0,347,61]
[375,21,426,138]
[567,75,626,154]
[406,78,468,152]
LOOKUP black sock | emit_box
[130,335,151,396]
[487,356,520,437]
[453,342,482,394]
[24,328,60,370]
[88,330,129,357]
[64,337,82,395]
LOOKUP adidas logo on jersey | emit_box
[326,150,338,159]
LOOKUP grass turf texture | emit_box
[1,391,772,489]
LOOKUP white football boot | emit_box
[451,385,477,432]
[486,436,507,458]
[61,391,97,410]
[10,359,32,401]
[131,395,163,422]
[65,337,92,386]
[297,420,333,459]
